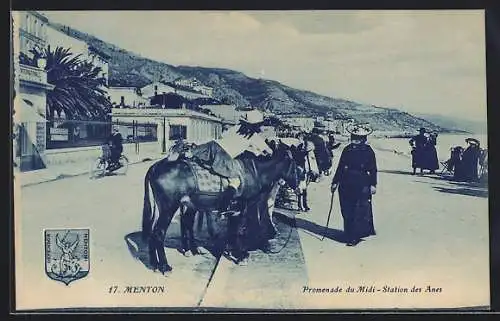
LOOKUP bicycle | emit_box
[89,144,129,179]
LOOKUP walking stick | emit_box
[319,190,335,241]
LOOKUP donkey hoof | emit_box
[194,246,207,255]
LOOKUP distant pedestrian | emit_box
[409,127,428,175]
[331,123,377,247]
[107,126,123,169]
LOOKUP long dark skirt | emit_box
[412,147,439,171]
[424,146,439,170]
[411,148,425,169]
[338,186,376,242]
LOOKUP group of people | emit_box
[445,138,485,182]
[409,127,486,182]
[265,127,341,212]
[409,127,439,175]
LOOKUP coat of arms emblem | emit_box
[44,229,90,285]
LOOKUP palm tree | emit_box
[31,45,112,121]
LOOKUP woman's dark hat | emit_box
[346,123,373,136]
[419,127,426,133]
[465,137,480,146]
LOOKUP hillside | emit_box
[414,113,486,134]
[49,22,453,133]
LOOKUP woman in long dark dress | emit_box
[460,138,481,182]
[331,123,377,246]
[424,132,440,173]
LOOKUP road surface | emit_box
[15,142,490,310]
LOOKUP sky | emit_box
[40,10,487,121]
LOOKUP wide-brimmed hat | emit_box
[465,137,480,146]
[346,123,373,136]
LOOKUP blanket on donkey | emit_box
[185,157,259,198]
[188,161,229,194]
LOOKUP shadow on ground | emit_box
[294,216,347,244]
[378,169,415,176]
[432,185,488,198]
[124,213,228,271]
[124,211,303,271]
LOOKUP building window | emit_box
[169,125,187,140]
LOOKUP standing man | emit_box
[330,123,377,247]
[108,126,123,169]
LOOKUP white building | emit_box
[13,11,55,172]
[175,88,210,100]
[194,84,214,97]
[108,86,149,108]
[111,108,224,152]
[46,24,110,89]
[199,104,244,125]
[18,11,48,55]
[283,116,315,132]
[140,82,176,99]
[173,77,214,97]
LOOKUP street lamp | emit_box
[162,117,166,154]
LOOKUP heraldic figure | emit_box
[52,233,81,277]
[190,108,273,212]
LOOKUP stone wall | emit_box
[44,141,162,166]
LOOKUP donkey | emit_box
[141,147,299,274]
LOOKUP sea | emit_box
[369,133,488,163]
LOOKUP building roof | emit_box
[29,11,49,23]
[111,107,224,123]
[109,86,139,90]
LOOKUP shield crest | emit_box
[44,228,90,286]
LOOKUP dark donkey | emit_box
[141,147,299,274]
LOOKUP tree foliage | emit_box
[31,46,112,121]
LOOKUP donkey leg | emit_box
[186,210,201,255]
[153,204,177,275]
[148,238,159,271]
[303,189,311,211]
[179,205,191,255]
[234,207,250,263]
[205,211,216,239]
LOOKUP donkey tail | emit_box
[142,168,156,240]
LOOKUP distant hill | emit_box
[49,22,458,133]
[414,113,486,134]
